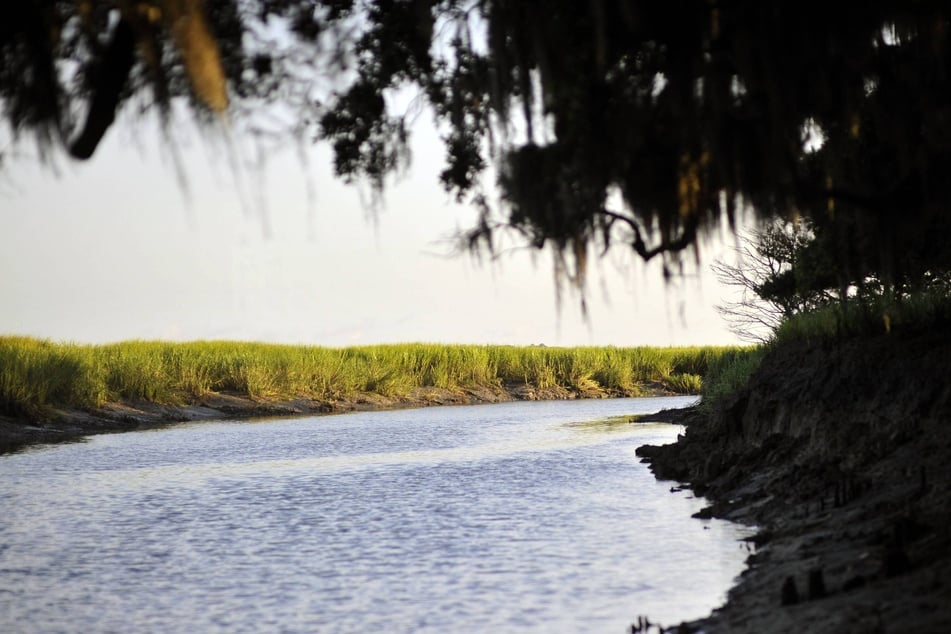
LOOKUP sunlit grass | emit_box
[774,290,951,344]
[0,338,742,420]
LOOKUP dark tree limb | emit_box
[68,18,136,160]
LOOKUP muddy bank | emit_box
[0,382,672,454]
[637,331,951,633]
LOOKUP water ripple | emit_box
[0,397,751,633]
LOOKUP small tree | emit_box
[712,221,835,343]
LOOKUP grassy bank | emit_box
[773,290,951,344]
[698,346,767,415]
[0,338,743,420]
[697,291,951,416]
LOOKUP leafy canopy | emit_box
[3,1,951,290]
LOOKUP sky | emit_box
[0,111,746,348]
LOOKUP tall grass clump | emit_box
[590,348,635,392]
[698,346,766,415]
[0,337,105,419]
[665,372,703,394]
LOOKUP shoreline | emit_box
[18,333,949,633]
[0,382,680,454]
[636,333,951,633]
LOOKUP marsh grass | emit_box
[665,372,704,394]
[0,338,740,420]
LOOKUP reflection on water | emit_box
[0,396,751,633]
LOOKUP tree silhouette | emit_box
[712,221,837,342]
[3,1,951,291]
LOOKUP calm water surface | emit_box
[0,397,751,633]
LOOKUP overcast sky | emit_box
[0,112,746,348]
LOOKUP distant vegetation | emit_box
[0,338,746,420]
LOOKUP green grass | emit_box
[694,290,951,418]
[774,290,951,344]
[697,346,766,415]
[0,338,742,420]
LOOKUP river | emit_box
[0,396,751,633]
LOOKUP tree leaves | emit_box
[3,1,951,294]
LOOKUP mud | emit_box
[637,331,951,633]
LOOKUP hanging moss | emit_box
[2,1,950,292]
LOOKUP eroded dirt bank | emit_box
[0,382,670,454]
[637,332,951,633]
